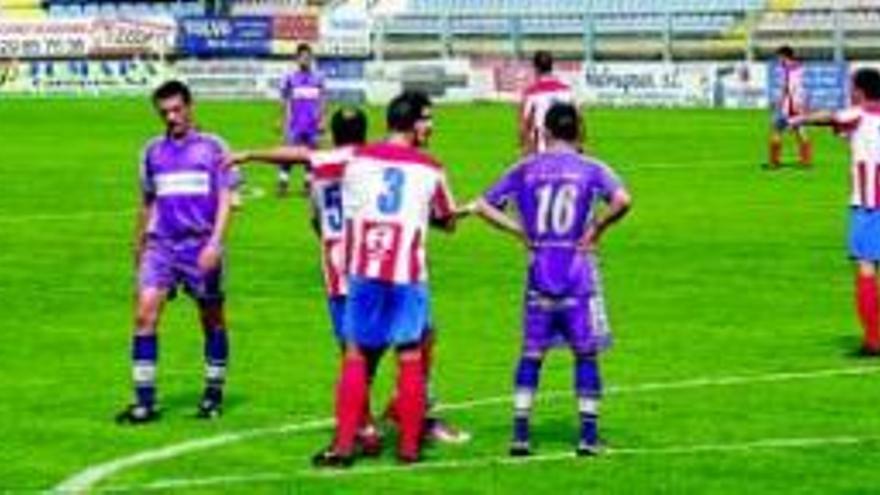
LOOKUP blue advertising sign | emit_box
[317,58,366,80]
[768,62,849,111]
[179,17,271,56]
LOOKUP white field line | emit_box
[103,434,880,492]
[52,364,880,494]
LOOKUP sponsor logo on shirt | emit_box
[292,85,321,100]
[155,172,211,197]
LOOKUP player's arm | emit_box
[225,145,312,168]
[133,197,153,268]
[462,198,525,241]
[430,173,458,233]
[788,110,835,127]
[580,188,632,252]
[198,187,233,273]
[518,100,535,153]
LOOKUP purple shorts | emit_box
[138,240,224,304]
[285,130,319,148]
[523,291,611,355]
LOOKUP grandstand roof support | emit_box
[509,16,523,58]
[663,12,673,62]
[583,14,595,63]
[832,9,845,63]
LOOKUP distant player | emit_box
[520,50,576,154]
[278,43,325,196]
[768,45,812,168]
[313,91,457,467]
[461,103,631,456]
[117,80,238,424]
[790,68,880,355]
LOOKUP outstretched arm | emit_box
[225,145,312,168]
[460,199,525,242]
[789,110,835,127]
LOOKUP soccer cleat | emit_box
[357,425,383,457]
[195,397,223,420]
[396,451,422,464]
[311,447,354,469]
[276,181,290,198]
[576,441,603,457]
[509,440,532,457]
[425,417,472,445]
[856,345,880,358]
[115,403,159,425]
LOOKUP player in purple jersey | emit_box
[460,103,631,456]
[277,43,325,197]
[116,81,238,424]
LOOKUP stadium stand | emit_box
[0,0,46,18]
[42,1,204,18]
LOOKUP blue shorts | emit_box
[850,208,880,261]
[327,295,347,343]
[285,130,319,148]
[343,277,429,349]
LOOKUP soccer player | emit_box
[768,45,812,168]
[116,80,238,424]
[313,91,457,467]
[520,50,576,154]
[789,68,880,355]
[278,43,325,197]
[461,102,631,456]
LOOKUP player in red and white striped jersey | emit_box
[790,68,880,355]
[768,45,812,168]
[520,50,577,154]
[315,91,458,468]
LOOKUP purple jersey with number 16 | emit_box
[484,147,622,298]
[484,146,622,354]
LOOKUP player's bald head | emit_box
[545,103,580,143]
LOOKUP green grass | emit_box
[1,98,878,494]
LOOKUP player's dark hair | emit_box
[297,43,312,56]
[854,68,880,100]
[331,106,368,146]
[152,80,192,105]
[533,50,554,75]
[545,102,580,142]
[776,45,795,59]
[386,90,432,132]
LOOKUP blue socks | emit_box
[203,328,228,403]
[132,333,157,407]
[513,356,542,444]
[575,355,602,446]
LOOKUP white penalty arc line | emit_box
[52,365,880,493]
[103,434,880,493]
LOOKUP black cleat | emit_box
[856,346,880,358]
[312,447,354,469]
[509,440,532,457]
[396,451,422,465]
[115,403,159,425]
[196,397,223,420]
[576,441,603,457]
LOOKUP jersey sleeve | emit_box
[279,73,292,100]
[483,165,520,209]
[139,144,156,202]
[211,137,241,192]
[592,163,623,202]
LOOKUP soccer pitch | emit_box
[2,99,879,493]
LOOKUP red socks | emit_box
[769,139,782,166]
[333,355,368,455]
[798,141,812,166]
[396,355,426,459]
[857,274,880,352]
